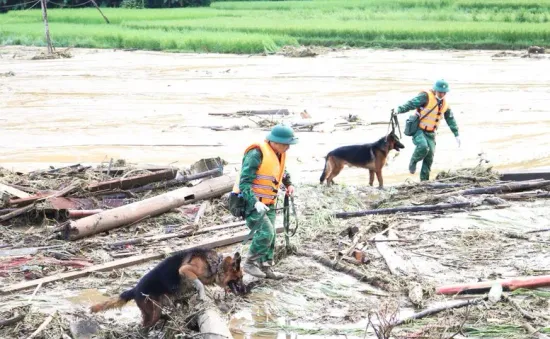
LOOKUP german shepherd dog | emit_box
[320,132,405,188]
[90,248,244,328]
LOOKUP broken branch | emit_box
[391,297,486,327]
[334,202,472,219]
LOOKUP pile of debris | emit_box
[1,162,550,338]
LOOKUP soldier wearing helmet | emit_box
[231,124,298,279]
[393,79,461,181]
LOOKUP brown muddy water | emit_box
[1,46,550,186]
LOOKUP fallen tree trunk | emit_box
[87,168,178,192]
[435,180,550,199]
[436,275,550,295]
[333,202,472,219]
[64,174,235,240]
[0,226,282,295]
[296,250,389,293]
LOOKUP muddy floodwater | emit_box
[1,46,550,185]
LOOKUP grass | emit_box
[1,0,550,53]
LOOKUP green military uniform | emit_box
[395,80,460,181]
[238,148,292,266]
[236,124,298,279]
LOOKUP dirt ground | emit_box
[1,45,550,185]
[1,45,550,338]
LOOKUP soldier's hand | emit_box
[455,136,461,148]
[254,201,269,213]
[286,185,295,196]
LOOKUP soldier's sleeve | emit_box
[396,92,429,114]
[444,108,459,137]
[239,148,262,208]
[282,169,292,188]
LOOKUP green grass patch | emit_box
[1,0,550,53]
[0,23,297,53]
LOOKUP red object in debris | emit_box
[436,275,550,295]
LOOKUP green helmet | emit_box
[266,124,298,145]
[433,79,450,93]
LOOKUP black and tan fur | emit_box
[90,247,244,328]
[319,132,405,188]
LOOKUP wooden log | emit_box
[435,180,550,199]
[499,190,550,201]
[65,174,235,240]
[0,226,283,295]
[0,183,30,198]
[436,275,550,295]
[196,307,233,339]
[391,297,486,326]
[333,202,472,219]
[94,166,173,176]
[87,169,178,192]
[500,170,550,182]
[374,234,410,276]
[128,168,222,194]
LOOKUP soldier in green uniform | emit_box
[231,125,297,279]
[393,79,461,181]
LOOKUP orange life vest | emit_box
[232,141,286,205]
[417,90,449,132]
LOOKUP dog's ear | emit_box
[233,252,241,270]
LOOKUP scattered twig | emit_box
[391,296,486,327]
[503,294,537,320]
[27,312,55,339]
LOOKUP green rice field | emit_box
[1,0,550,54]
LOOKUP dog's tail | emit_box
[90,288,135,313]
[319,155,329,184]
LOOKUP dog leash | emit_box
[239,193,298,249]
[388,110,402,139]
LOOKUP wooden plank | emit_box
[0,226,282,295]
[0,183,30,198]
[87,169,177,192]
[500,170,550,182]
